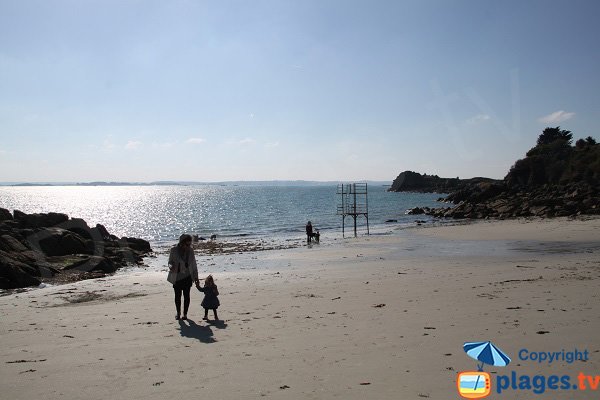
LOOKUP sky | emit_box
[0,0,599,183]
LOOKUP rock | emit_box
[0,208,12,221]
[48,255,117,273]
[0,251,42,289]
[0,211,151,289]
[82,256,117,273]
[28,228,89,257]
[95,224,113,240]
[106,247,144,264]
[14,211,69,228]
[473,182,506,202]
[0,235,29,253]
[425,181,599,220]
[121,237,152,253]
[65,218,93,239]
[7,249,58,277]
[13,210,27,220]
[496,204,515,214]
[406,207,425,215]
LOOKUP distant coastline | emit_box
[0,180,391,187]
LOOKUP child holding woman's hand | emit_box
[196,275,220,321]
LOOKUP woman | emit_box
[168,234,199,320]
[306,221,313,244]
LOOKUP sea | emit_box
[0,184,447,249]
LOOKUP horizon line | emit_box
[0,179,394,187]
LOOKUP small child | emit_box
[196,275,220,321]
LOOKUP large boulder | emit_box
[0,251,41,289]
[0,208,12,221]
[121,237,152,253]
[65,218,93,239]
[95,224,117,240]
[106,247,144,265]
[14,211,69,229]
[28,228,89,257]
[6,249,58,278]
[0,234,29,253]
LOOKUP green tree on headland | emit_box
[506,127,600,186]
[535,126,573,146]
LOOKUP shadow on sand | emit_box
[206,319,228,330]
[178,319,217,343]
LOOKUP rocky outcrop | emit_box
[404,129,599,220]
[389,171,500,193]
[0,210,152,290]
[421,182,599,219]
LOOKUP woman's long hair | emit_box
[178,234,192,247]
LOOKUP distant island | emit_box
[2,180,391,187]
[391,127,600,219]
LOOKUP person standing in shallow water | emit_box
[168,234,199,320]
[306,221,313,244]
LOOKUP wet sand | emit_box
[1,217,599,399]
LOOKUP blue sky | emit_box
[0,0,598,182]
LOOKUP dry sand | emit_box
[1,217,599,399]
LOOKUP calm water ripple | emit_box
[0,185,446,245]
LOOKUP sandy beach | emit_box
[1,217,599,399]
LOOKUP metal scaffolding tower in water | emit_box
[336,183,369,238]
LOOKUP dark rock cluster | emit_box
[0,209,152,289]
[415,181,600,219]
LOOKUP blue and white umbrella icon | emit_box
[463,341,511,394]
[463,341,511,371]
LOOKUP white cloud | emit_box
[152,141,177,149]
[102,137,116,151]
[227,137,256,146]
[265,141,280,148]
[465,114,490,125]
[125,140,142,150]
[538,110,575,124]
[186,137,206,145]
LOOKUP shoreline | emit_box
[1,217,599,399]
[4,215,598,295]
